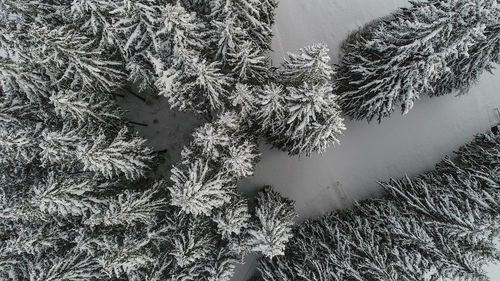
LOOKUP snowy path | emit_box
[119,1,500,280]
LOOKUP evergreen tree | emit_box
[254,44,345,155]
[168,111,260,217]
[213,197,251,238]
[253,83,287,137]
[281,44,334,84]
[228,83,257,120]
[337,0,500,122]
[49,89,121,128]
[210,0,278,60]
[258,132,500,281]
[169,158,235,217]
[230,41,269,83]
[246,186,296,258]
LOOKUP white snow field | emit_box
[120,0,500,280]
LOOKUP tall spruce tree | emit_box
[337,0,500,122]
[168,111,260,217]
[246,186,297,258]
[253,44,346,155]
[258,132,500,281]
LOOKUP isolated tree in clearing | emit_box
[337,0,500,122]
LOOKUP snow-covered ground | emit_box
[120,0,500,280]
[117,92,203,178]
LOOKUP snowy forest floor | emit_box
[119,0,500,280]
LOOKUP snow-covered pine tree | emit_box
[169,158,235,217]
[154,0,277,117]
[230,41,270,83]
[212,16,249,65]
[1,7,124,93]
[434,20,500,97]
[49,89,121,128]
[258,132,500,281]
[0,58,48,102]
[246,186,296,258]
[59,0,280,119]
[210,0,278,62]
[337,0,500,122]
[168,111,260,217]
[280,43,334,85]
[252,82,287,137]
[228,83,257,120]
[278,82,345,155]
[213,196,251,239]
[254,44,345,155]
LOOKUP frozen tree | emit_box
[230,41,269,82]
[69,0,119,47]
[202,246,239,281]
[96,234,156,278]
[337,0,500,121]
[49,90,120,127]
[169,159,235,217]
[212,16,249,64]
[34,250,104,281]
[34,26,124,91]
[280,43,334,84]
[213,198,251,238]
[85,182,166,226]
[253,83,287,136]
[152,3,236,116]
[258,132,500,281]
[0,126,37,166]
[278,82,345,155]
[77,128,152,180]
[36,127,153,180]
[247,186,296,258]
[253,44,345,155]
[210,0,278,53]
[170,227,215,268]
[30,172,107,218]
[227,83,257,120]
[221,139,259,179]
[157,58,231,115]
[67,0,167,91]
[153,2,210,96]
[434,22,500,97]
[101,0,164,92]
[169,111,259,217]
[5,26,123,92]
[192,123,232,160]
[157,3,207,57]
[0,58,49,102]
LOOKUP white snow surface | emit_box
[120,0,500,280]
[117,92,204,178]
